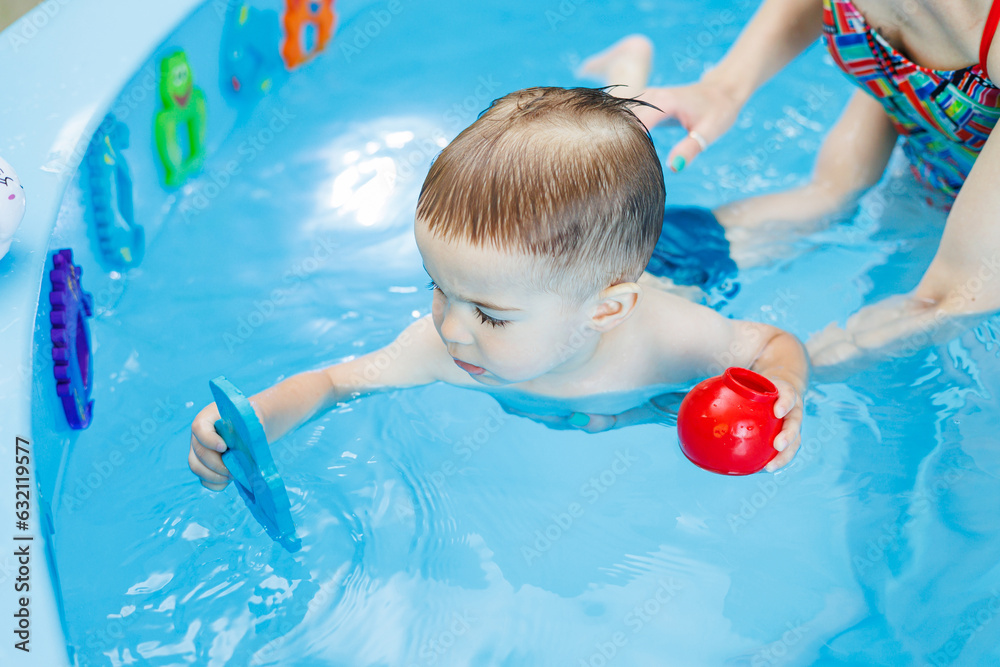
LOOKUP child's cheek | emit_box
[430,293,445,328]
[472,331,513,373]
[494,329,548,375]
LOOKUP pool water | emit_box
[40,0,1000,665]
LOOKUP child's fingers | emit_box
[203,482,229,492]
[772,409,803,453]
[765,440,799,472]
[765,409,803,472]
[568,413,617,433]
[771,380,799,419]
[189,436,231,488]
[194,424,227,453]
[192,403,227,452]
[584,414,617,433]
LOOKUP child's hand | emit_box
[188,403,232,491]
[567,412,618,433]
[763,378,803,472]
[495,404,618,433]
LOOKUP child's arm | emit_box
[652,298,810,471]
[562,296,808,470]
[742,323,810,471]
[188,316,449,490]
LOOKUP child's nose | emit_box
[439,304,474,346]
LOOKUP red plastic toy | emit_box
[676,367,783,475]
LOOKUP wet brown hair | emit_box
[416,86,665,301]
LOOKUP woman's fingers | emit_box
[665,123,717,173]
[806,322,863,367]
[634,87,708,170]
[633,86,680,128]
[808,337,861,367]
[637,83,742,171]
[584,414,617,433]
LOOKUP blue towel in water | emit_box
[645,206,738,295]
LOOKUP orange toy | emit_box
[281,0,336,69]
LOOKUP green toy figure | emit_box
[155,51,207,187]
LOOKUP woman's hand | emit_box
[806,77,1000,372]
[806,322,861,368]
[635,82,743,172]
[634,0,824,171]
[806,295,976,372]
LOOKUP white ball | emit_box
[0,156,26,259]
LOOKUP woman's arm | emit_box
[703,0,826,106]
[716,89,899,233]
[637,0,825,167]
[807,128,1000,368]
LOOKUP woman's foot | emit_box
[577,34,653,98]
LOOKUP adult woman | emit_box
[588,0,1000,367]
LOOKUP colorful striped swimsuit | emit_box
[823,0,1000,194]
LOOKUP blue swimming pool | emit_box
[4,0,1000,665]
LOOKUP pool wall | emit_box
[0,0,323,661]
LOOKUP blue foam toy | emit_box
[210,376,301,552]
[220,1,283,98]
[645,206,739,296]
[84,114,144,269]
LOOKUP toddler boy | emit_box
[189,87,807,488]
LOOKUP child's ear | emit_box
[591,282,642,332]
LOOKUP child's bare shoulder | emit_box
[634,288,740,380]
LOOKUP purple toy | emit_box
[49,249,95,429]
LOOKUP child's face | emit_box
[415,221,598,386]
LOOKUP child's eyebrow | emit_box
[423,266,522,312]
[472,298,521,313]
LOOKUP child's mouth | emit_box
[453,358,486,375]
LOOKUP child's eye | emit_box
[475,308,508,329]
[426,280,439,291]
